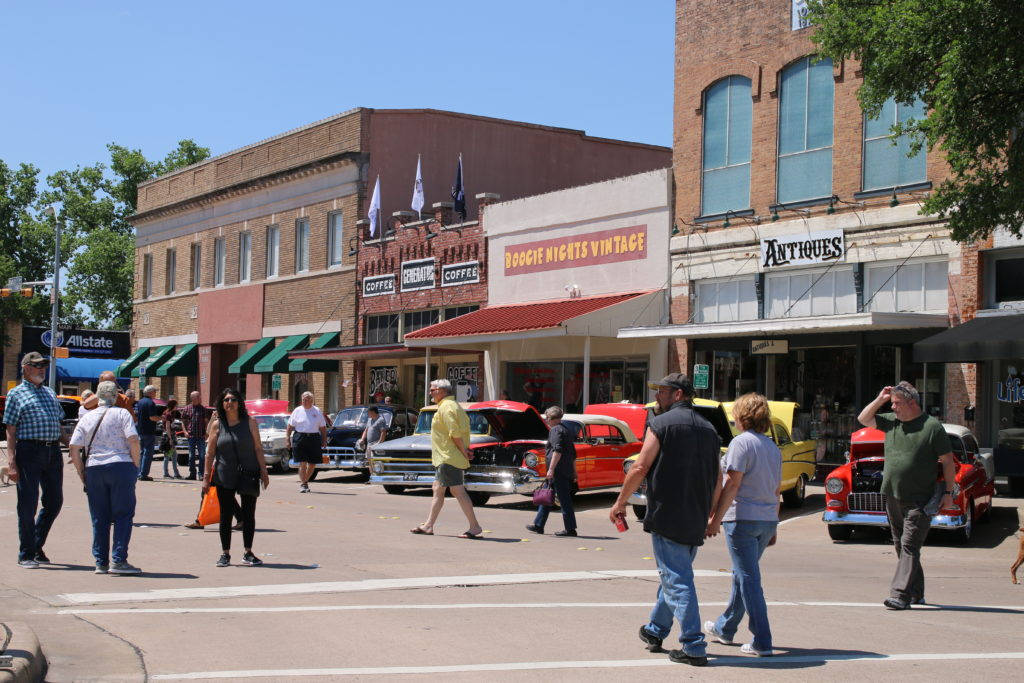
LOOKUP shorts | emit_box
[293,433,323,464]
[435,463,466,487]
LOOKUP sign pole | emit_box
[48,210,61,391]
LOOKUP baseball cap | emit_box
[21,351,48,365]
[647,373,693,394]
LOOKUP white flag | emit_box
[411,155,424,219]
[368,175,381,237]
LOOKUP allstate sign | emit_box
[40,330,65,348]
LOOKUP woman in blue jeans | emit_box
[705,392,781,656]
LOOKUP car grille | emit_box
[848,492,887,513]
[377,458,434,476]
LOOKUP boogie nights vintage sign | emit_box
[503,224,648,275]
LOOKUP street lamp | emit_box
[41,205,61,391]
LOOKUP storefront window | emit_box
[865,259,947,313]
[696,278,757,322]
[403,310,440,338]
[366,314,399,345]
[994,360,1024,477]
[710,350,757,401]
[766,267,855,318]
[505,360,648,411]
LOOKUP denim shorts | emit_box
[436,463,466,487]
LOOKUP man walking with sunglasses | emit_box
[2,352,67,568]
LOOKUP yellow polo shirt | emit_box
[430,396,471,469]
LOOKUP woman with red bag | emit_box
[526,406,578,537]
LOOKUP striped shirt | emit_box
[2,379,62,441]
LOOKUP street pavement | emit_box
[1,460,1023,681]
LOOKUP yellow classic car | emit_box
[619,399,817,519]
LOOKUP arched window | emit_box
[702,76,752,216]
[863,98,927,191]
[777,56,834,203]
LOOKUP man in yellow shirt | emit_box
[410,379,483,538]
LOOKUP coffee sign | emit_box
[401,258,435,292]
[760,229,845,270]
[363,274,395,298]
[441,261,480,287]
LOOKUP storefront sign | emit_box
[401,258,435,292]
[23,325,130,358]
[446,364,478,383]
[362,274,396,298]
[504,224,647,276]
[792,0,810,30]
[271,374,282,391]
[369,366,398,396]
[751,339,789,355]
[441,261,480,287]
[997,368,1022,404]
[760,229,845,269]
[693,363,710,390]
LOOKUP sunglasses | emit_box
[222,397,239,403]
[26,362,49,369]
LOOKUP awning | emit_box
[155,343,198,377]
[116,347,149,377]
[618,311,949,340]
[131,345,174,377]
[228,337,276,374]
[288,343,480,361]
[913,313,1024,362]
[55,357,127,382]
[254,334,310,373]
[287,332,341,372]
[402,291,659,347]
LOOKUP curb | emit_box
[0,622,46,683]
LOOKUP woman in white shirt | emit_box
[69,381,142,575]
[286,391,327,493]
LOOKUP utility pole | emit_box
[42,205,61,391]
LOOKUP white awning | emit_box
[618,312,949,340]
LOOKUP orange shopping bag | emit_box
[197,487,220,527]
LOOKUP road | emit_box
[1,463,1023,681]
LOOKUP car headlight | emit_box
[372,461,383,474]
[524,453,538,468]
[825,478,845,495]
[623,459,634,475]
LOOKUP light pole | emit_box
[42,205,61,391]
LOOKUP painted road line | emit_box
[150,652,1024,679]
[777,508,823,526]
[57,568,728,605]
[58,599,1024,615]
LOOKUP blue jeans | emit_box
[646,533,706,656]
[713,520,778,652]
[532,475,576,532]
[14,441,64,562]
[162,440,181,478]
[85,461,138,565]
[188,436,206,478]
[138,434,156,478]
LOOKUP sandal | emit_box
[409,526,433,535]
[184,521,202,529]
[459,531,482,539]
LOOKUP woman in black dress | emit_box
[203,387,270,567]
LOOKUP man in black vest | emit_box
[611,373,721,666]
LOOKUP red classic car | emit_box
[822,423,996,544]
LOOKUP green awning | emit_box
[288,332,341,372]
[228,337,276,374]
[131,345,174,377]
[155,343,198,377]
[254,334,310,373]
[117,347,150,377]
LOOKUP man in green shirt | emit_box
[409,379,483,538]
[858,381,956,610]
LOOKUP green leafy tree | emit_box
[807,0,1024,243]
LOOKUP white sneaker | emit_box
[703,620,733,645]
[18,559,39,569]
[741,643,773,656]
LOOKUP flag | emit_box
[368,175,381,237]
[450,154,466,221]
[411,155,424,219]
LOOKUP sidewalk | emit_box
[1,621,45,683]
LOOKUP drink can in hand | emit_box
[614,512,628,533]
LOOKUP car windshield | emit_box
[415,410,490,435]
[333,407,368,428]
[254,415,288,431]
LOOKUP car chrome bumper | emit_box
[290,447,369,470]
[370,467,544,495]
[822,510,968,529]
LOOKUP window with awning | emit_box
[287,332,340,372]
[131,345,174,377]
[254,335,310,373]
[228,337,276,374]
[116,347,150,377]
[155,343,198,377]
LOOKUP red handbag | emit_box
[533,481,555,506]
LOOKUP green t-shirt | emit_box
[876,412,952,503]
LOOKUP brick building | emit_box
[618,0,987,462]
[126,108,670,409]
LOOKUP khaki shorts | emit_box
[435,463,466,487]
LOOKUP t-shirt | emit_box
[547,422,577,478]
[876,412,952,504]
[720,431,781,522]
[70,406,138,467]
[365,415,389,444]
[135,397,158,436]
[430,396,471,469]
[288,405,326,434]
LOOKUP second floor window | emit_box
[238,232,252,283]
[328,212,344,266]
[402,309,440,339]
[366,314,399,345]
[766,267,856,318]
[695,278,757,323]
[778,56,834,204]
[866,258,947,313]
[266,225,279,278]
[863,97,927,191]
[444,305,479,320]
[142,253,153,298]
[702,75,752,216]
[295,218,310,273]
[165,248,176,295]
[190,242,201,290]
[214,237,225,286]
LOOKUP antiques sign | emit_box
[760,229,845,269]
[504,224,648,276]
[401,258,435,292]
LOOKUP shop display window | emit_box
[865,258,947,313]
[704,350,757,401]
[995,360,1024,454]
[696,278,757,322]
[766,267,855,318]
[505,360,649,412]
[774,346,857,462]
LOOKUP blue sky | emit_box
[1,1,674,182]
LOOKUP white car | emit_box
[254,414,291,473]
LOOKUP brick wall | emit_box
[133,295,198,342]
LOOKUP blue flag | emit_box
[450,154,466,221]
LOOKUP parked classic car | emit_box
[612,399,817,519]
[296,403,419,479]
[822,423,996,544]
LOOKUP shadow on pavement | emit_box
[258,562,319,570]
[132,522,182,528]
[708,646,882,669]
[916,603,1023,614]
[41,563,97,572]
[117,572,199,579]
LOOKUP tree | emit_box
[0,160,54,338]
[807,0,1024,244]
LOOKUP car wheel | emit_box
[467,491,490,507]
[276,457,291,474]
[307,469,319,481]
[782,475,807,508]
[632,505,647,520]
[383,485,406,495]
[954,501,973,545]
[827,525,853,541]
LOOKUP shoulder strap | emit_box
[85,408,111,459]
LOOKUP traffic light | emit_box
[1,287,33,297]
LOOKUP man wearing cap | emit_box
[611,373,721,666]
[3,352,67,568]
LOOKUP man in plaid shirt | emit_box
[180,391,212,480]
[3,352,67,568]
